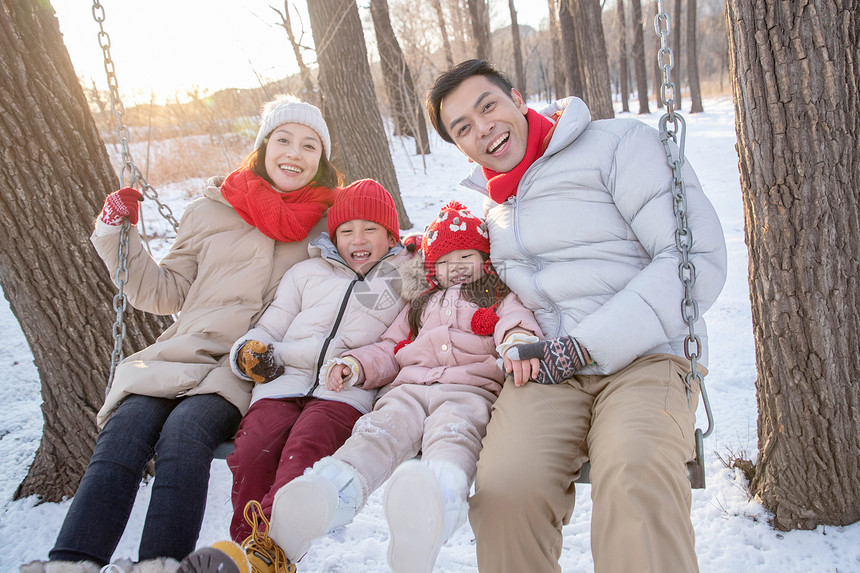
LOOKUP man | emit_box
[427,59,727,573]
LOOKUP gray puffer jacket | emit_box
[462,97,727,375]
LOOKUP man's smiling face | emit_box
[439,75,530,173]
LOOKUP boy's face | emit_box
[434,248,486,289]
[439,75,530,173]
[334,219,396,275]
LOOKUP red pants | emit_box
[226,397,362,542]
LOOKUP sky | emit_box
[3,96,860,571]
[51,0,550,105]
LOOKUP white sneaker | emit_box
[269,458,362,562]
[384,459,468,573]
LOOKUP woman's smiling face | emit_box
[264,123,322,192]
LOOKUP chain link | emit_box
[654,0,713,438]
[92,0,179,395]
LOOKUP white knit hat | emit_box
[254,94,331,159]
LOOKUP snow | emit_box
[3,97,860,572]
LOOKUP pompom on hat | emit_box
[254,94,332,159]
[327,179,400,240]
[421,201,491,285]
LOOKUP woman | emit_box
[21,95,340,573]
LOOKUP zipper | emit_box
[311,278,359,394]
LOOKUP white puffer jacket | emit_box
[230,234,409,414]
[462,97,727,375]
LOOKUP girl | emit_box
[267,201,543,573]
[23,95,339,573]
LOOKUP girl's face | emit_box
[264,123,323,192]
[434,248,486,288]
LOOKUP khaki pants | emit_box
[469,354,701,573]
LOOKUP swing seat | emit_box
[573,428,706,489]
[212,428,706,489]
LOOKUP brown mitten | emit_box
[236,340,284,384]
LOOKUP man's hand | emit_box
[504,352,541,387]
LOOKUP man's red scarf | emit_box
[220,168,336,242]
[482,108,558,204]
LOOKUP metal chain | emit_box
[654,0,713,438]
[92,0,180,394]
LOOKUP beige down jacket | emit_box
[90,176,326,427]
[230,235,409,414]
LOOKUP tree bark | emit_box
[631,0,651,113]
[686,0,703,112]
[558,0,584,98]
[0,0,171,501]
[507,0,527,98]
[547,0,567,100]
[571,0,615,119]
[617,0,630,112]
[726,0,860,530]
[306,0,411,228]
[431,0,455,68]
[369,0,430,155]
[466,0,492,61]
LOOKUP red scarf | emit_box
[482,108,557,204]
[220,168,336,243]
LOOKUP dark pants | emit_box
[227,397,361,542]
[50,393,241,565]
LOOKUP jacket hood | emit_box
[308,232,405,276]
[460,97,593,198]
[204,175,232,206]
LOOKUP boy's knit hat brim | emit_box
[254,94,331,159]
[421,200,490,282]
[327,179,400,240]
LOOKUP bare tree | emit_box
[369,0,430,155]
[507,0,526,98]
[305,0,411,228]
[617,0,630,112]
[547,0,567,100]
[557,0,583,97]
[570,0,614,119]
[686,0,703,112]
[726,0,860,530]
[430,0,455,68]
[271,1,318,105]
[630,0,651,113]
[0,0,171,501]
[466,0,492,61]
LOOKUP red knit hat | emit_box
[421,201,490,284]
[327,179,400,240]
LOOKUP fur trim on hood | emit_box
[399,250,431,302]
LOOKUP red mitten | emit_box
[401,233,423,254]
[100,187,143,226]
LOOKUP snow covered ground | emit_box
[2,97,859,572]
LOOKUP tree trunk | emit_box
[431,0,455,68]
[726,0,860,531]
[650,0,663,107]
[571,0,615,119]
[617,0,630,112]
[686,0,703,112]
[306,0,411,228]
[466,0,492,61]
[631,0,651,113]
[547,0,567,100]
[673,0,682,110]
[507,0,526,98]
[558,0,584,98]
[369,0,430,155]
[0,0,171,501]
[273,1,318,106]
